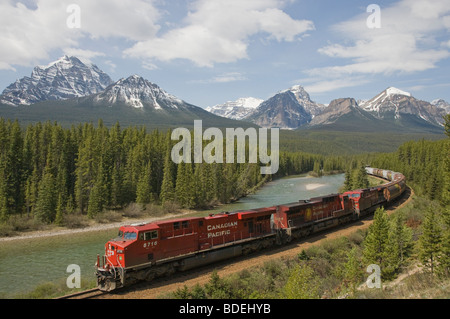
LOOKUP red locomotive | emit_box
[96,167,406,292]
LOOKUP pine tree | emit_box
[419,209,443,274]
[353,164,369,189]
[283,263,321,299]
[0,161,9,222]
[54,194,64,225]
[136,161,153,205]
[388,214,413,271]
[87,160,108,219]
[313,161,322,177]
[175,162,195,208]
[34,166,57,223]
[344,247,362,295]
[363,207,390,278]
[438,208,450,277]
[160,150,175,205]
[343,167,353,191]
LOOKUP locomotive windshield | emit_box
[113,230,137,241]
[124,232,137,240]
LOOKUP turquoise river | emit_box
[0,173,344,296]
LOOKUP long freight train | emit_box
[96,167,406,292]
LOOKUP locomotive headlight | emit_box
[117,249,123,253]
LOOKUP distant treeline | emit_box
[0,119,365,224]
[2,116,446,225]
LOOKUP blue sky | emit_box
[1,0,450,107]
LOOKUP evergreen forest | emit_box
[0,118,364,227]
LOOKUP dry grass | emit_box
[357,268,450,299]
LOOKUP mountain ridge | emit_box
[214,86,447,132]
[0,56,113,106]
[0,56,447,133]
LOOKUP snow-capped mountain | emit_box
[431,99,450,113]
[244,85,325,129]
[94,75,191,110]
[281,85,326,119]
[360,87,411,114]
[206,97,263,120]
[359,87,446,126]
[245,85,318,129]
[0,56,113,106]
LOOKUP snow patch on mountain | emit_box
[206,97,263,120]
[96,75,189,110]
[431,99,450,113]
[385,87,411,97]
[0,55,113,106]
[359,87,446,126]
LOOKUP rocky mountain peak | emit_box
[0,56,113,106]
[206,97,263,120]
[244,89,312,129]
[359,87,446,126]
[95,75,186,110]
[431,99,450,113]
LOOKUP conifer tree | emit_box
[136,161,153,205]
[160,150,175,205]
[419,209,443,274]
[34,166,57,223]
[389,214,413,267]
[343,167,353,191]
[363,207,390,278]
[54,193,64,225]
[284,263,321,299]
[0,161,9,222]
[344,247,362,295]
[175,162,195,208]
[313,161,322,177]
[87,160,108,219]
[353,164,369,189]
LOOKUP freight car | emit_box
[96,167,406,292]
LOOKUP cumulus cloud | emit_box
[124,0,314,67]
[303,77,370,94]
[0,0,161,70]
[304,0,450,93]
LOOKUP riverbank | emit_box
[0,211,192,243]
[0,172,346,297]
[0,171,323,243]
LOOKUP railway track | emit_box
[56,288,107,299]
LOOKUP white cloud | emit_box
[302,0,450,94]
[322,0,450,74]
[62,48,106,64]
[211,72,247,83]
[0,0,161,70]
[124,0,314,67]
[301,76,370,94]
[76,0,160,41]
[190,72,248,84]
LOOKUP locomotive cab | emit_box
[103,226,139,268]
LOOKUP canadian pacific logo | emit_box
[207,221,238,238]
